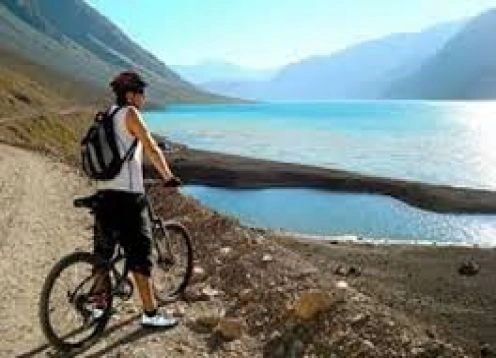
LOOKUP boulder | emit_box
[214,318,246,341]
[290,290,334,320]
[458,259,480,276]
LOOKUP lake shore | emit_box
[148,137,496,214]
[273,232,496,353]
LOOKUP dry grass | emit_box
[0,109,94,164]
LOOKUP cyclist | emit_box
[92,71,180,328]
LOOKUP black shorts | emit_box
[94,190,153,276]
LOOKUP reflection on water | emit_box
[147,101,496,189]
[181,186,496,246]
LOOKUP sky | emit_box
[86,0,496,69]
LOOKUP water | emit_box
[147,101,496,190]
[146,102,496,244]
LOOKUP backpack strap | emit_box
[108,106,138,162]
[108,106,121,119]
[122,139,138,162]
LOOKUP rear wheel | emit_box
[151,222,193,303]
[39,252,112,351]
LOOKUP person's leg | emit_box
[122,194,177,327]
[88,195,116,317]
[132,270,156,313]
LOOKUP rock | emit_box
[262,254,274,263]
[335,265,348,276]
[481,343,496,357]
[458,259,480,276]
[410,346,425,356]
[335,264,361,277]
[220,246,232,255]
[291,290,334,320]
[197,315,222,328]
[191,266,207,283]
[192,310,225,333]
[351,313,369,326]
[362,339,375,350]
[425,327,436,339]
[296,267,318,279]
[202,285,221,298]
[238,288,254,303]
[185,284,222,301]
[335,280,349,289]
[171,302,187,317]
[214,318,246,341]
[247,234,265,245]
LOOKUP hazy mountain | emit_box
[0,0,228,105]
[386,9,496,99]
[204,21,463,101]
[172,61,277,84]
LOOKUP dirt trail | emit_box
[0,144,257,357]
[0,144,94,356]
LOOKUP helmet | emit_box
[110,71,147,95]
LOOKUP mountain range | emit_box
[1,0,494,106]
[0,0,227,107]
[201,10,496,101]
[387,8,496,99]
[202,21,464,100]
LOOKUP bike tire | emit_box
[39,252,113,352]
[152,221,193,303]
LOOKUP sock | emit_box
[144,309,157,317]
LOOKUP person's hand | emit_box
[164,176,182,187]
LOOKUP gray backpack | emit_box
[81,107,137,180]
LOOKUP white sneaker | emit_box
[83,303,105,320]
[141,313,178,328]
[89,307,105,320]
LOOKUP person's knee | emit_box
[128,257,152,276]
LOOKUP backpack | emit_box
[81,107,138,180]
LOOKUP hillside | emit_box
[0,47,106,116]
[387,8,496,99]
[0,0,229,105]
[203,22,462,101]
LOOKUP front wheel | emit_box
[151,221,193,303]
[39,252,112,352]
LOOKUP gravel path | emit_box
[0,144,257,357]
[0,144,93,356]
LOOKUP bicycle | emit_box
[38,180,193,352]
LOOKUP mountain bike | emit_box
[38,180,193,351]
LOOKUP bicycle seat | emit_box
[73,194,99,209]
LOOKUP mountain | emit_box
[386,9,496,99]
[0,0,228,106]
[172,61,277,84]
[203,22,463,101]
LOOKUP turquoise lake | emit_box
[146,101,496,245]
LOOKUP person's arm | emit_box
[125,106,174,182]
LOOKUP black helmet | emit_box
[110,71,147,95]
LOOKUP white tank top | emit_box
[97,105,145,194]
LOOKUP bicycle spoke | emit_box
[40,253,111,348]
[152,223,192,301]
